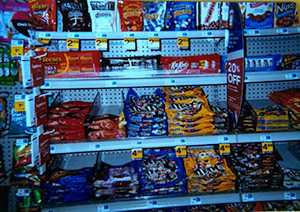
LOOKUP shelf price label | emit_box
[177,37,190,50]
[175,146,187,157]
[14,101,25,112]
[260,134,272,142]
[262,142,273,153]
[219,144,230,155]
[11,39,24,57]
[96,38,108,51]
[190,196,202,205]
[38,38,50,45]
[284,192,297,200]
[123,38,136,51]
[66,38,79,50]
[148,37,160,50]
[242,193,254,202]
[131,148,143,160]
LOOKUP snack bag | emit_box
[166,1,196,31]
[245,3,274,29]
[14,138,32,168]
[0,93,9,132]
[275,3,298,27]
[57,0,91,31]
[143,1,166,31]
[118,0,143,31]
[3,0,28,11]
[220,2,229,29]
[200,2,221,30]
[87,0,117,32]
[28,0,57,31]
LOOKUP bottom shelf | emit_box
[42,191,300,212]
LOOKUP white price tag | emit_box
[105,80,118,87]
[276,28,289,34]
[97,205,110,212]
[260,134,272,142]
[285,73,299,80]
[190,196,202,205]
[284,192,297,200]
[218,136,230,143]
[16,189,30,197]
[242,193,254,202]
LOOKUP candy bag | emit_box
[143,1,166,31]
[275,2,298,27]
[118,0,143,31]
[0,93,9,132]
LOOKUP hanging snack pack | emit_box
[275,2,298,27]
[184,147,236,193]
[10,95,27,134]
[14,139,32,168]
[245,3,274,29]
[57,0,91,32]
[165,1,197,31]
[200,2,221,30]
[220,2,229,29]
[143,1,166,31]
[118,0,143,31]
[124,88,168,137]
[0,93,9,133]
[133,148,186,195]
[164,87,216,136]
[87,0,117,32]
[28,0,57,31]
[42,51,101,78]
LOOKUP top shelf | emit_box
[33,27,300,40]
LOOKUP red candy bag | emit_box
[118,0,143,31]
[28,0,57,31]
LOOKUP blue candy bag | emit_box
[143,1,166,31]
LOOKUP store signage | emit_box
[226,3,245,127]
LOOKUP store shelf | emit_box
[33,27,300,40]
[33,30,225,40]
[41,73,227,89]
[245,70,300,83]
[50,134,235,154]
[236,131,300,143]
[42,193,240,212]
[241,190,300,202]
[42,190,300,212]
[41,70,300,90]
[244,27,300,36]
[50,131,300,154]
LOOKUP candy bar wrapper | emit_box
[57,0,91,32]
[102,56,159,71]
[200,2,221,30]
[279,54,300,70]
[28,0,57,31]
[87,0,117,32]
[42,51,101,78]
[160,54,221,74]
[275,3,298,27]
[143,1,166,31]
[245,3,274,29]
[118,0,143,31]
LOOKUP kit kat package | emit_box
[161,54,221,74]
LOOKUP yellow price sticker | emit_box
[177,37,190,50]
[175,146,187,157]
[66,38,79,49]
[38,38,50,45]
[219,144,231,155]
[123,38,136,51]
[148,37,160,50]
[11,46,24,57]
[262,142,273,153]
[95,38,108,51]
[131,148,143,160]
[14,101,25,112]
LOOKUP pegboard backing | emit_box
[246,81,300,100]
[54,85,226,106]
[246,35,300,56]
[0,137,14,180]
[48,38,225,58]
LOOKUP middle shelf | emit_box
[50,131,300,154]
[40,70,300,89]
